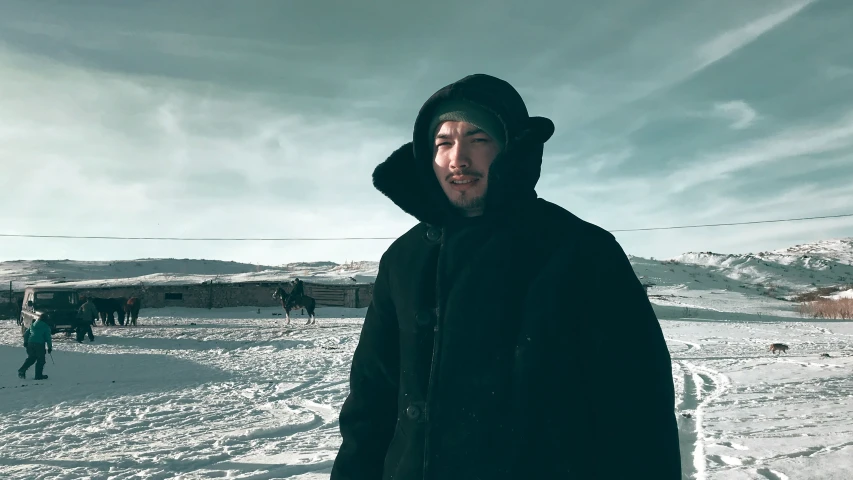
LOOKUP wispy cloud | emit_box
[665,112,853,193]
[586,148,633,174]
[825,64,853,80]
[713,101,758,129]
[0,45,410,262]
[693,0,816,71]
[520,2,817,135]
[700,181,853,223]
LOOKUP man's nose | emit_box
[448,144,470,170]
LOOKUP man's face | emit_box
[432,121,501,217]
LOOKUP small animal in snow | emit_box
[769,343,789,355]
[819,353,831,358]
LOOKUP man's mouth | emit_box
[447,175,481,192]
[448,174,481,185]
[450,178,476,184]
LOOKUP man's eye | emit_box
[436,142,450,147]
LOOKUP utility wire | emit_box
[0,234,398,241]
[609,212,853,232]
[0,212,850,241]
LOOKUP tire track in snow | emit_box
[667,337,702,352]
[675,361,699,480]
[669,338,704,479]
[756,467,789,480]
[755,468,789,480]
[682,362,730,480]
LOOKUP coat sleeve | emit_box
[580,238,681,478]
[330,255,400,480]
[43,321,53,350]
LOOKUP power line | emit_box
[0,233,399,241]
[0,212,850,242]
[609,213,853,232]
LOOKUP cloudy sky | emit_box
[1,0,852,266]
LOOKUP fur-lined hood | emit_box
[372,74,555,226]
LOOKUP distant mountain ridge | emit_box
[674,237,853,266]
[1,238,850,296]
[0,258,380,290]
[642,237,853,299]
[771,238,853,266]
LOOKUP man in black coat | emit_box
[330,74,681,480]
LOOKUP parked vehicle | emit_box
[20,286,80,335]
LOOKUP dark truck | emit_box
[19,286,80,336]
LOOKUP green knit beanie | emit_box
[428,99,506,148]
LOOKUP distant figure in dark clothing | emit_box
[79,297,99,325]
[125,297,142,326]
[18,314,53,380]
[286,278,305,308]
[291,278,305,298]
[76,298,97,342]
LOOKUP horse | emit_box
[124,297,142,326]
[769,343,789,355]
[272,285,317,325]
[90,297,127,326]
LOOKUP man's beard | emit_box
[449,190,486,213]
[443,168,487,215]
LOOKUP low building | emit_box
[71,280,373,309]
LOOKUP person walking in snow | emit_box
[330,74,681,479]
[18,313,53,380]
[76,297,97,342]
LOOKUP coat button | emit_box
[406,404,421,420]
[415,309,435,327]
[424,227,442,243]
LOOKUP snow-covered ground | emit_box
[664,317,853,480]
[1,238,852,479]
[1,306,362,480]
[2,302,851,479]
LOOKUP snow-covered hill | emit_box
[633,237,853,300]
[1,238,851,300]
[0,258,379,291]
[772,238,853,266]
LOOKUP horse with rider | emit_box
[272,278,317,325]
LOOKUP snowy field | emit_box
[1,239,852,479]
[1,307,362,480]
[2,303,851,480]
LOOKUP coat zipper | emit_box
[422,226,447,480]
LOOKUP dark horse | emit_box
[124,297,142,326]
[272,286,316,325]
[90,297,127,326]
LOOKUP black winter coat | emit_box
[331,75,681,480]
